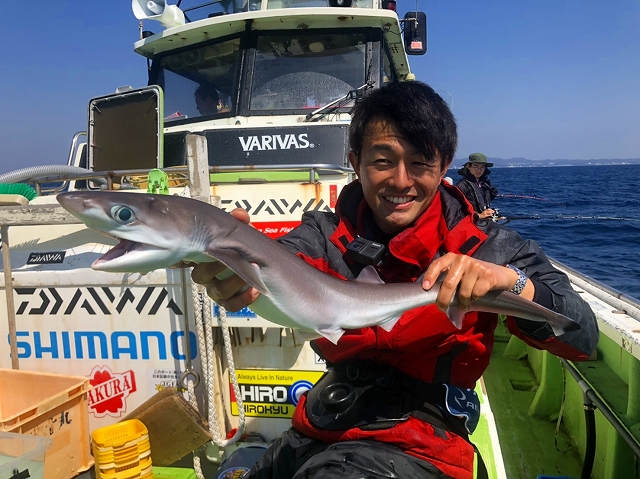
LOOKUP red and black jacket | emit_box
[276,179,598,479]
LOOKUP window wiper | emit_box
[304,81,374,122]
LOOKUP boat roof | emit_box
[133,7,413,80]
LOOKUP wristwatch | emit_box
[505,264,528,295]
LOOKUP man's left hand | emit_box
[420,252,534,311]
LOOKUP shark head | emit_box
[57,191,213,274]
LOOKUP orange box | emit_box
[0,368,93,479]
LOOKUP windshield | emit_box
[250,32,367,112]
[158,38,242,121]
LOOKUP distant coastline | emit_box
[451,157,640,169]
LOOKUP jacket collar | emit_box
[334,180,484,281]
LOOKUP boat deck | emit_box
[480,318,584,478]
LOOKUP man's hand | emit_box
[421,252,534,311]
[190,208,260,311]
[478,208,495,219]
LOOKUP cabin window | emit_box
[157,38,242,122]
[250,33,367,112]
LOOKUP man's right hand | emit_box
[478,208,495,219]
[190,208,261,311]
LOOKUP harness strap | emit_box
[329,360,490,479]
[332,360,470,438]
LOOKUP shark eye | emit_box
[111,206,135,225]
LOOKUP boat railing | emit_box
[550,258,640,471]
[31,163,354,196]
[550,257,640,321]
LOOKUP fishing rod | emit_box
[496,194,564,205]
[493,212,640,225]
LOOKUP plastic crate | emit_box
[92,420,152,479]
[0,369,93,479]
[0,431,52,479]
[92,420,149,449]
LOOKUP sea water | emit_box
[448,164,640,301]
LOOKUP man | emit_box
[194,84,222,116]
[192,82,598,479]
[455,153,498,219]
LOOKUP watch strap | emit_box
[506,264,527,295]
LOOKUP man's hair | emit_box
[194,83,220,103]
[349,81,457,169]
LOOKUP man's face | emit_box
[348,120,448,235]
[468,162,486,179]
[195,94,219,115]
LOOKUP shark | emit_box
[57,191,580,344]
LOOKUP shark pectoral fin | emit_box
[355,265,385,284]
[295,330,322,342]
[549,312,581,336]
[445,306,465,330]
[550,322,568,337]
[317,327,345,345]
[379,314,402,332]
[206,249,270,295]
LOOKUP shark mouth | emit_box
[91,236,178,273]
[94,239,145,266]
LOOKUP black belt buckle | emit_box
[306,368,409,431]
[318,382,356,413]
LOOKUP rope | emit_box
[186,378,205,479]
[179,186,207,479]
[215,304,246,445]
[178,186,246,458]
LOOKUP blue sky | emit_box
[1,1,639,175]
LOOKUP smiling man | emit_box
[350,120,444,234]
[192,81,598,479]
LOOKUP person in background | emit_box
[455,153,498,219]
[194,84,223,116]
[191,82,598,479]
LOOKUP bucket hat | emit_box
[466,152,493,167]
[457,152,493,175]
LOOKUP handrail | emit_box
[550,257,640,321]
[66,131,88,167]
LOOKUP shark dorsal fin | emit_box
[355,265,385,285]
